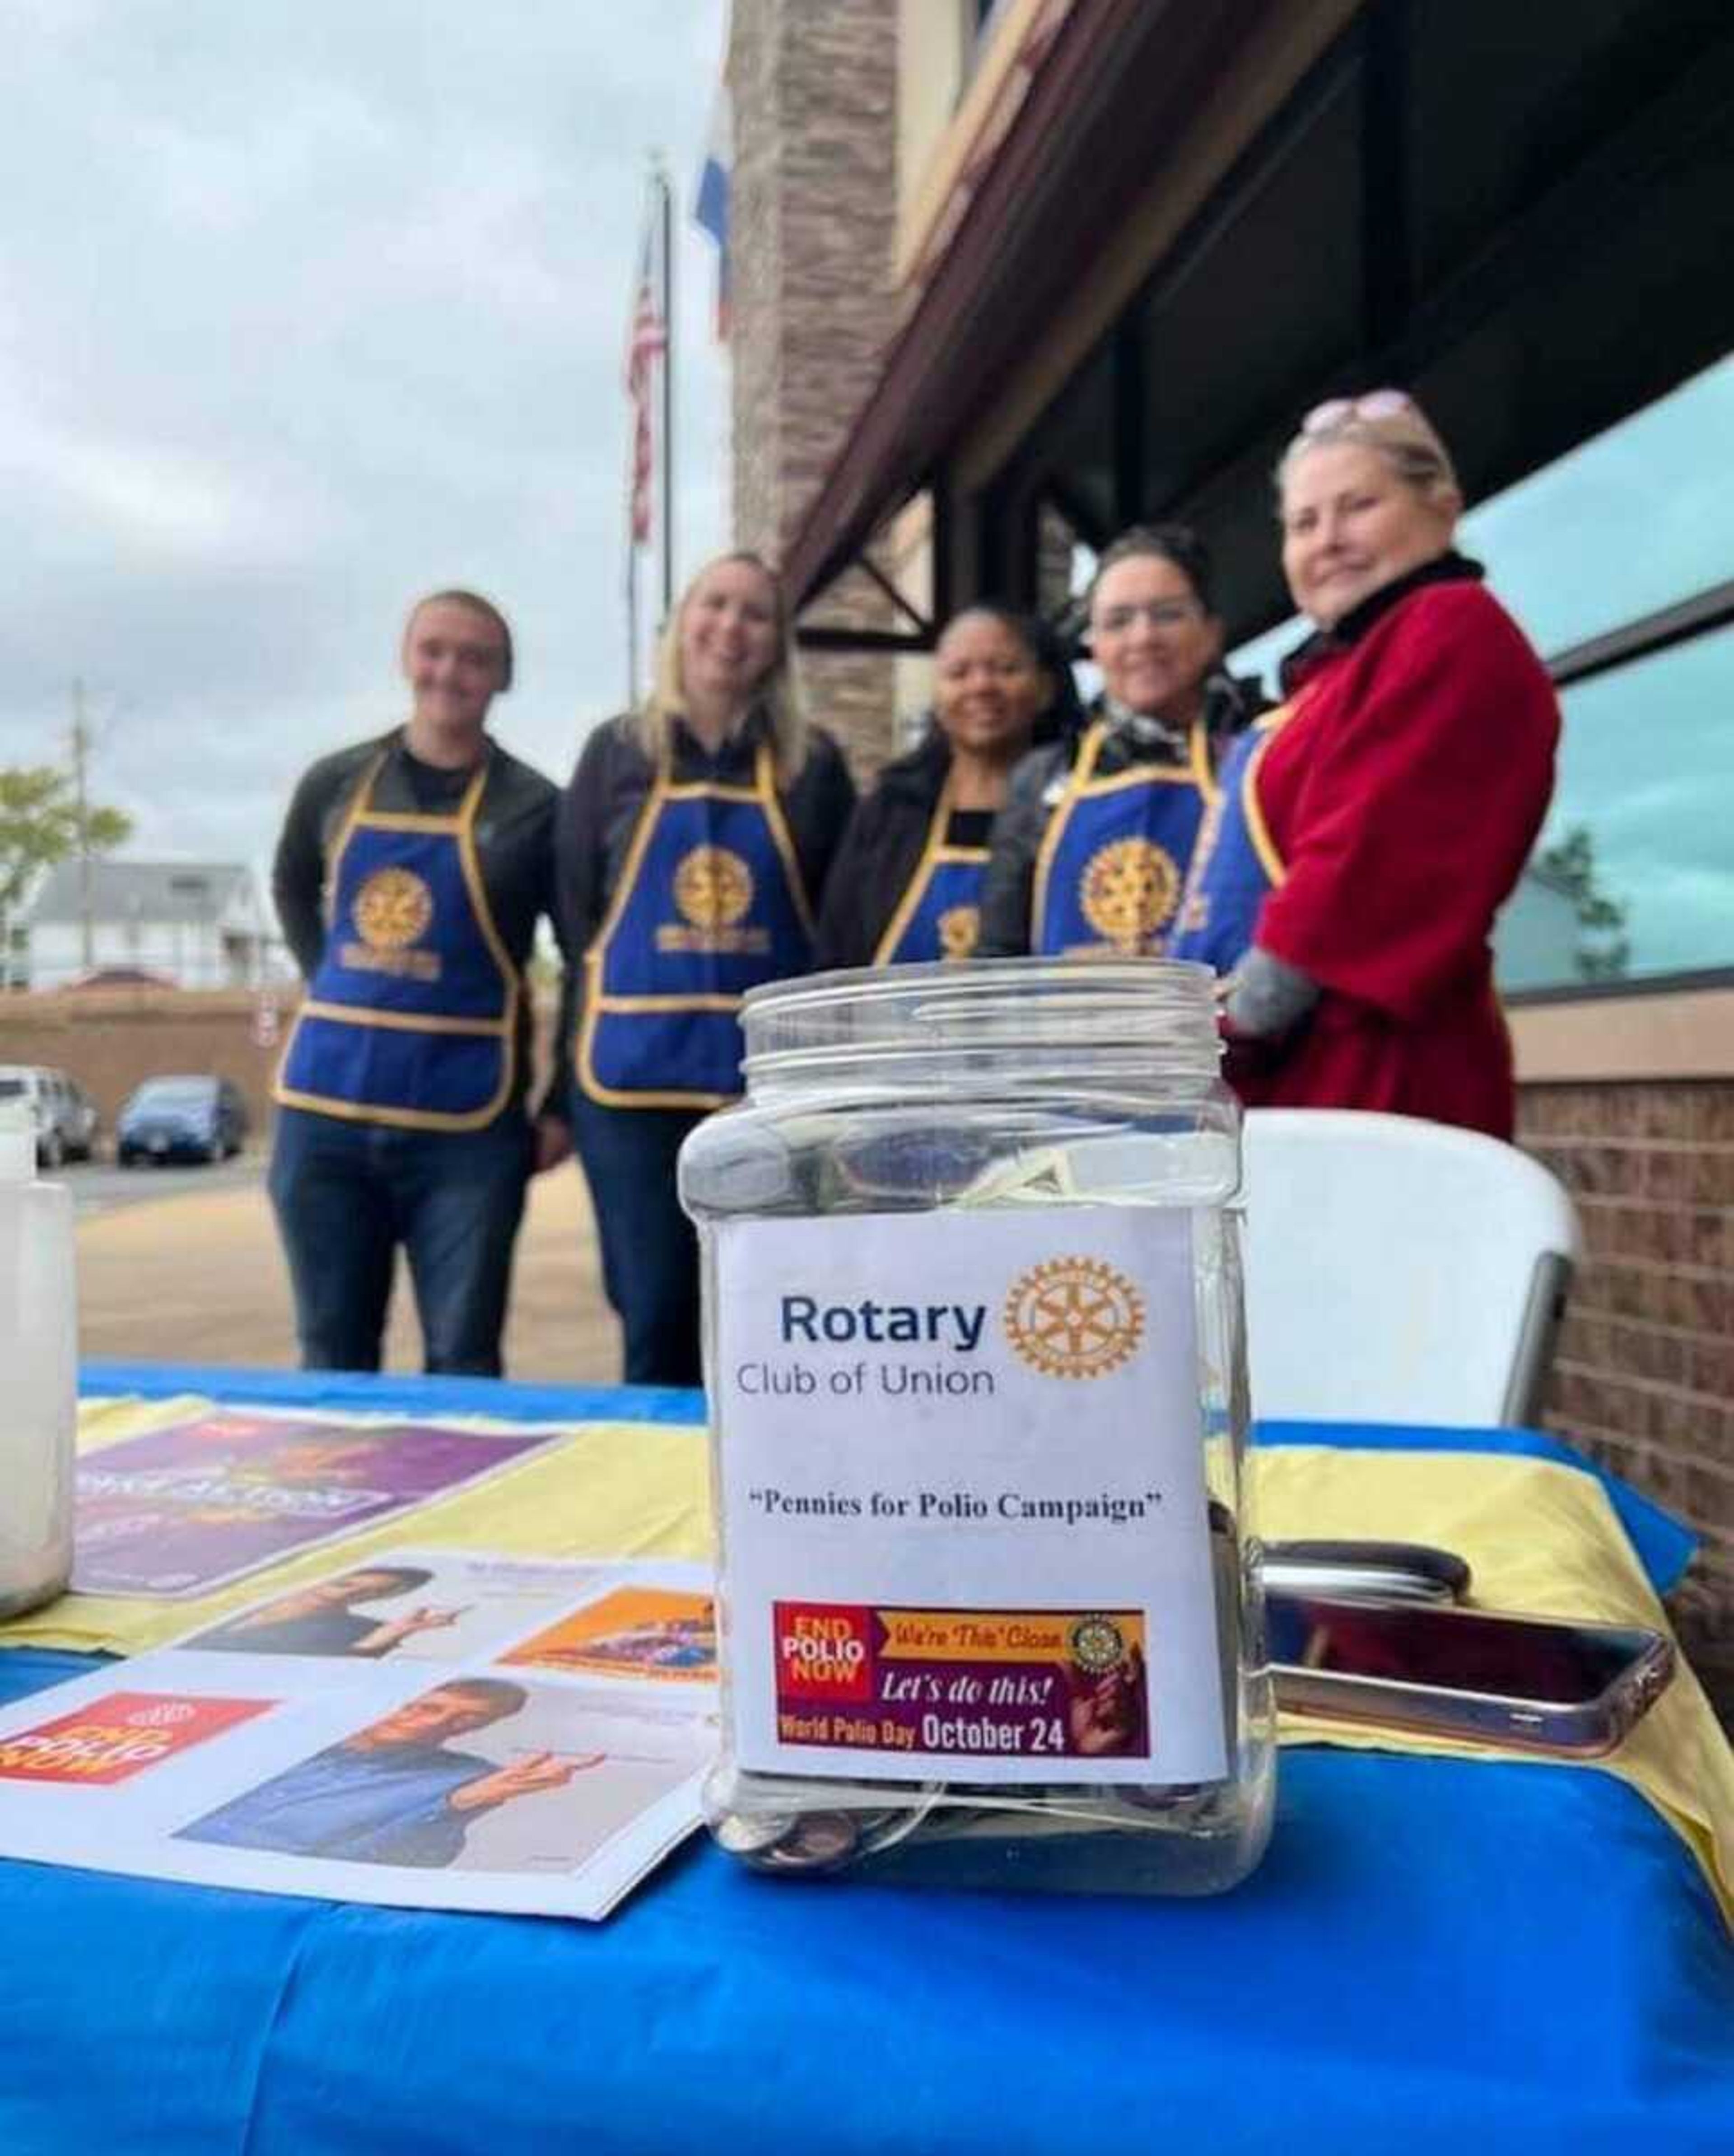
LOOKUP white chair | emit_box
[1241,1108,1583,1428]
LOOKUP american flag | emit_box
[625,225,667,548]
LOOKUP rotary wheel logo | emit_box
[1080,838,1179,949]
[354,866,434,950]
[937,903,980,960]
[674,845,754,929]
[1003,1257,1146,1379]
[1068,1615,1128,1675]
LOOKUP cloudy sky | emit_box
[0,0,728,893]
[4,4,1728,991]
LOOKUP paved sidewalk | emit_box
[75,1159,622,1383]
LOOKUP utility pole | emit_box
[70,680,94,971]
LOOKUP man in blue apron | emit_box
[270,591,566,1375]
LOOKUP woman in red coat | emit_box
[1172,393,1558,1139]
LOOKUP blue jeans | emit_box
[269,1107,531,1377]
[570,1090,704,1388]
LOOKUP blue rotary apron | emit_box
[872,781,990,964]
[577,741,814,1109]
[275,750,517,1130]
[1031,718,1215,955]
[1170,704,1295,973]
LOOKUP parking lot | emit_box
[55,1150,621,1382]
[52,1150,266,1219]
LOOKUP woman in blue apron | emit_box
[269,591,567,1376]
[976,525,1261,956]
[814,607,1081,970]
[558,554,854,1386]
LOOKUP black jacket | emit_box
[974,672,1264,957]
[813,730,1000,969]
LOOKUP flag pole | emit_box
[625,518,639,708]
[657,156,675,622]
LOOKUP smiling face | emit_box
[1087,554,1222,721]
[1280,441,1460,629]
[677,557,781,710]
[932,612,1049,761]
[401,598,509,736]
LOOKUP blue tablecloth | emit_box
[0,1363,1728,2156]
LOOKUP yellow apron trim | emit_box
[658,781,766,804]
[296,1001,505,1038]
[1030,718,1213,941]
[1030,721,1105,941]
[1187,714,1218,807]
[870,777,991,965]
[575,738,810,1111]
[19,1403,1733,1924]
[587,992,744,1014]
[274,745,518,1132]
[1239,703,1295,890]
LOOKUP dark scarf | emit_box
[1280,550,1484,696]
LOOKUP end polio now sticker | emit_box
[716,1206,1231,1788]
[774,1603,1150,1764]
[0,1693,273,1785]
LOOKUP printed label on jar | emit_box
[715,1207,1230,1786]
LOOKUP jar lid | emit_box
[741,956,1223,1093]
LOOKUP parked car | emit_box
[116,1076,248,1166]
[0,1065,100,1169]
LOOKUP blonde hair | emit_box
[1277,402,1463,514]
[631,552,810,781]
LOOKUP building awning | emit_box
[780,0,1277,610]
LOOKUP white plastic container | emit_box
[0,1103,77,1618]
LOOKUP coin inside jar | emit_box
[757,1810,860,1872]
[713,1809,799,1856]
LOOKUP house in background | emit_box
[21,860,270,990]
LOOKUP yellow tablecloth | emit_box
[9,1393,1731,1922]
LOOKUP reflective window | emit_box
[1495,624,1734,990]
[1460,355,1734,657]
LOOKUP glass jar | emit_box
[679,958,1273,1895]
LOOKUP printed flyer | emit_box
[0,1551,716,1920]
[714,1205,1231,1788]
[74,1411,564,1598]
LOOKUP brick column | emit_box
[728,0,899,780]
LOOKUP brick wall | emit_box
[1518,1080,1734,1717]
[730,0,899,776]
[0,989,284,1134]
[0,989,566,1145]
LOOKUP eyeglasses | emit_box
[1300,389,1415,435]
[1092,599,1204,634]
